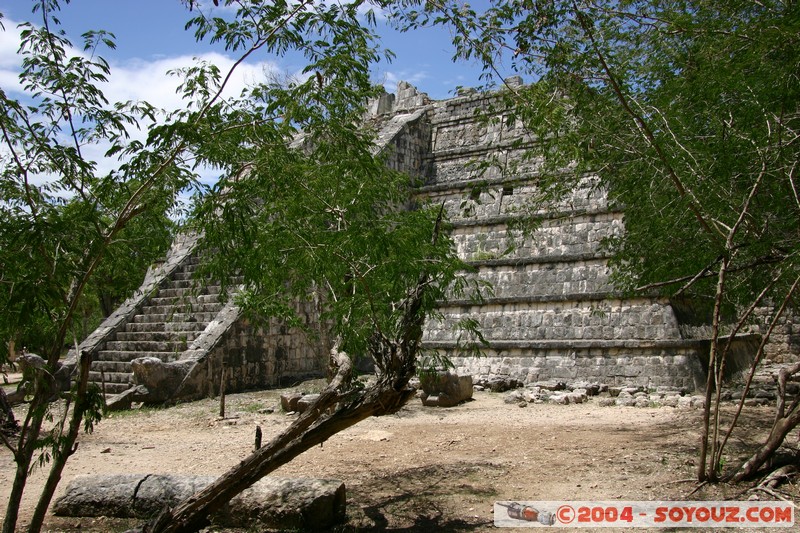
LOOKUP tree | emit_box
[134,1,485,529]
[0,0,207,528]
[390,0,800,482]
[1,1,477,531]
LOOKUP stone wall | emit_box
[424,298,682,344]
[756,307,800,364]
[407,83,727,390]
[88,80,798,403]
[165,295,331,403]
[445,346,707,390]
[202,310,330,396]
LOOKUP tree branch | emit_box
[571,1,723,242]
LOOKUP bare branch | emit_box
[571,1,724,242]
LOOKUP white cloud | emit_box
[0,16,280,194]
[0,17,23,93]
[0,20,20,68]
[379,69,429,92]
[101,53,278,112]
[0,16,278,111]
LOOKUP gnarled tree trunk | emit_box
[142,275,433,532]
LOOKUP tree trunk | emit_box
[2,381,48,533]
[731,408,800,482]
[218,363,226,419]
[144,352,416,533]
[731,362,800,482]
[27,351,93,533]
[0,387,17,434]
[698,256,729,482]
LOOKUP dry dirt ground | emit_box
[1,379,798,532]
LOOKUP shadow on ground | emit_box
[341,461,502,532]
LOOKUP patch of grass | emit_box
[105,404,165,419]
[241,402,265,413]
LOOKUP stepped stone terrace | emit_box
[69,80,782,404]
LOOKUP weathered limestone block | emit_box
[129,357,194,403]
[296,393,320,413]
[15,353,72,398]
[52,474,346,530]
[419,371,473,407]
[280,393,322,413]
[105,385,151,411]
[280,392,304,412]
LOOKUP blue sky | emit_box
[0,0,495,108]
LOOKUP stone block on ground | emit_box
[549,393,570,405]
[634,397,650,408]
[296,393,320,413]
[570,381,602,396]
[484,375,520,392]
[280,392,304,412]
[420,371,473,407]
[567,391,587,404]
[52,474,345,530]
[504,390,526,404]
[616,396,636,407]
[130,357,191,403]
[662,395,680,407]
[534,380,567,391]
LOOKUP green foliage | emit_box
[1,2,487,529]
[188,1,478,364]
[0,2,184,362]
[392,0,800,483]
[393,0,800,306]
[193,108,470,359]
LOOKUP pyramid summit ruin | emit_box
[70,80,773,405]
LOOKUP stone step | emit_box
[161,278,198,290]
[131,312,217,324]
[113,330,203,343]
[95,350,184,363]
[93,382,130,395]
[104,340,190,352]
[91,360,132,373]
[89,371,131,385]
[155,287,202,299]
[124,321,208,333]
[170,270,201,281]
[148,293,221,306]
[138,302,224,316]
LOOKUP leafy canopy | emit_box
[187,0,472,361]
[392,0,800,305]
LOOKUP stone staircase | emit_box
[88,256,226,395]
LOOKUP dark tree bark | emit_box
[731,362,800,482]
[28,351,94,533]
[0,386,17,435]
[138,207,445,533]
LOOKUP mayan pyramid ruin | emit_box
[71,80,774,404]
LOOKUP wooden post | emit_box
[219,361,227,419]
[254,425,262,451]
